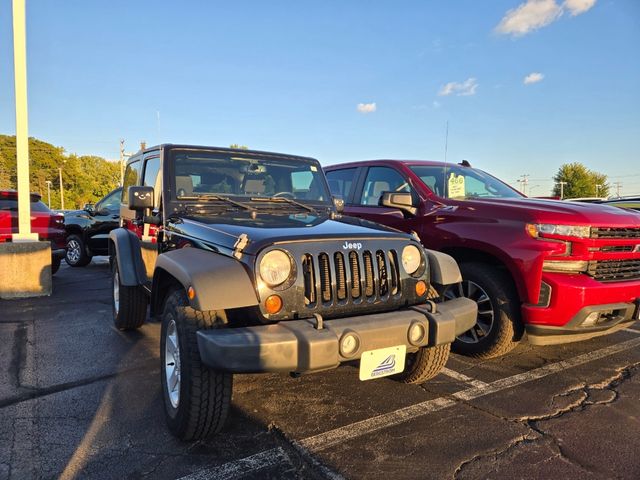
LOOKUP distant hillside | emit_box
[0,135,119,209]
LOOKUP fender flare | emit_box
[426,249,462,287]
[152,248,259,312]
[108,228,147,286]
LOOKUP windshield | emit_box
[170,150,331,204]
[409,165,523,200]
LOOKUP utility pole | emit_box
[45,180,52,208]
[58,167,64,210]
[557,181,567,200]
[613,182,622,198]
[518,174,530,196]
[11,0,36,241]
[595,184,601,198]
[119,139,125,186]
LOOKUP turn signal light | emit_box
[415,280,427,296]
[187,286,196,300]
[265,294,283,314]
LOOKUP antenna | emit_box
[443,120,449,197]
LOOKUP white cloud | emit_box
[356,102,376,114]
[495,0,596,36]
[432,101,441,109]
[438,78,478,97]
[524,72,545,84]
[564,0,596,16]
[495,0,563,36]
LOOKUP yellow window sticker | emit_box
[448,173,465,198]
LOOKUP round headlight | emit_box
[401,245,422,275]
[259,250,292,286]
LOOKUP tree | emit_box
[0,134,120,209]
[553,162,610,199]
[229,144,249,150]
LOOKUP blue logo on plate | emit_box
[371,354,396,377]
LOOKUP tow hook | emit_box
[312,313,324,330]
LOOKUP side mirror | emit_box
[83,203,95,215]
[380,192,417,216]
[333,195,345,213]
[128,186,154,211]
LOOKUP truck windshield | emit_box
[409,165,523,200]
[171,150,331,204]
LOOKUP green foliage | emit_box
[229,144,249,150]
[552,162,610,199]
[0,135,120,209]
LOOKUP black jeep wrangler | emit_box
[109,144,476,440]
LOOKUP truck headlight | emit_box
[401,245,422,275]
[259,250,292,286]
[527,224,591,239]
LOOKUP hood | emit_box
[180,212,411,253]
[449,197,640,227]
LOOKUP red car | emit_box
[0,190,66,274]
[325,160,640,358]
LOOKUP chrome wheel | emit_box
[113,269,120,316]
[164,318,181,408]
[444,280,495,344]
[66,239,82,264]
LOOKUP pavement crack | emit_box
[0,362,158,409]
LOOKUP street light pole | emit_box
[45,180,52,208]
[58,167,65,210]
[557,181,567,200]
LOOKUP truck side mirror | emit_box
[380,192,417,216]
[83,203,95,215]
[333,195,345,213]
[128,186,154,211]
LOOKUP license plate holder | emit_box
[359,345,406,381]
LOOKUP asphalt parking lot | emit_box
[1,259,639,480]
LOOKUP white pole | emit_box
[11,0,37,241]
[45,180,52,208]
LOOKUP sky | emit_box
[1,0,639,196]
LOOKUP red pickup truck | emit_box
[0,190,66,274]
[325,160,640,358]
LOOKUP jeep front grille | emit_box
[302,248,401,307]
[587,259,640,282]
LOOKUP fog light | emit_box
[415,280,427,296]
[340,332,360,358]
[582,312,600,327]
[408,322,426,345]
[264,295,283,314]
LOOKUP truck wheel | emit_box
[160,289,232,440]
[65,234,92,267]
[445,262,523,359]
[51,256,61,275]
[112,261,147,330]
[394,344,450,384]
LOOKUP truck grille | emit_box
[587,259,640,282]
[591,227,640,239]
[302,249,401,307]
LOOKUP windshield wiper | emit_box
[251,196,317,213]
[180,194,257,213]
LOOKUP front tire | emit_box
[160,289,232,440]
[394,344,450,384]
[65,234,92,267]
[445,262,523,359]
[112,260,147,330]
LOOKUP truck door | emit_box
[339,166,423,233]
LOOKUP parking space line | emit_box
[624,328,640,334]
[178,336,640,480]
[178,447,290,480]
[441,367,489,388]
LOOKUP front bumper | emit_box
[197,297,477,374]
[526,298,640,346]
